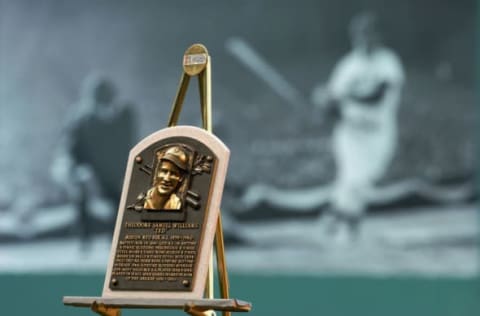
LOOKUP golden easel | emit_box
[167,43,232,316]
[83,43,242,316]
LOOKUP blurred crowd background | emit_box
[0,0,476,275]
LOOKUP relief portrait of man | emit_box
[143,146,190,211]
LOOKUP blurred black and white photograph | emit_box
[0,0,477,276]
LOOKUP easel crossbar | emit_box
[63,297,251,312]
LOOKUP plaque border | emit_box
[102,125,230,299]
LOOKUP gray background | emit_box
[0,0,476,275]
[0,0,474,191]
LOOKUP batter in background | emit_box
[312,11,405,243]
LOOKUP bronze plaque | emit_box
[109,137,215,291]
[102,126,229,298]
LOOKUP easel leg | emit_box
[168,72,191,127]
[215,213,231,316]
[91,302,121,316]
[203,253,215,316]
